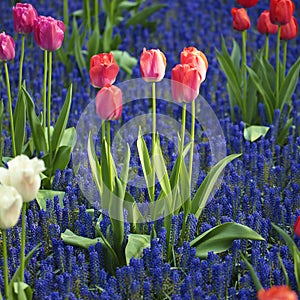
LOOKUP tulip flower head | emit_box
[34,16,65,51]
[89,52,119,88]
[180,47,208,83]
[12,3,38,34]
[257,285,298,300]
[257,10,278,35]
[280,16,298,40]
[0,32,15,61]
[232,8,251,31]
[237,0,258,8]
[294,215,300,237]
[270,0,295,25]
[0,185,22,229]
[0,155,45,203]
[95,84,122,120]
[171,64,201,103]
[140,48,166,82]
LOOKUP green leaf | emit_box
[243,125,269,142]
[51,84,73,153]
[52,145,72,171]
[230,38,241,72]
[13,282,33,300]
[191,154,241,219]
[13,89,26,155]
[103,20,112,52]
[124,191,144,225]
[59,127,77,148]
[126,4,166,26]
[22,87,47,155]
[111,50,137,75]
[125,234,151,265]
[119,1,140,10]
[120,143,130,190]
[36,190,65,210]
[87,24,100,61]
[190,222,264,258]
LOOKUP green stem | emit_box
[276,25,281,108]
[102,120,106,143]
[85,0,91,35]
[282,40,287,79]
[180,103,186,154]
[43,50,48,130]
[20,203,26,282]
[4,61,16,157]
[242,30,247,116]
[94,0,99,27]
[107,120,111,148]
[151,82,156,202]
[2,229,9,299]
[18,34,25,90]
[265,34,269,61]
[63,0,69,39]
[188,101,195,190]
[47,51,53,162]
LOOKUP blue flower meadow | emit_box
[0,0,300,299]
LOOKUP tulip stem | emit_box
[18,34,25,90]
[84,0,91,35]
[20,203,27,282]
[43,50,48,130]
[2,229,9,299]
[282,40,287,79]
[276,25,281,108]
[242,29,247,116]
[102,120,105,143]
[265,34,269,61]
[47,51,53,162]
[180,103,186,154]
[151,82,156,202]
[188,101,195,191]
[63,0,69,38]
[4,61,16,157]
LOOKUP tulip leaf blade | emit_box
[125,234,151,265]
[36,189,65,210]
[243,125,269,142]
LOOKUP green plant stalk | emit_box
[18,34,25,90]
[188,101,195,188]
[282,40,287,79]
[20,203,26,282]
[106,121,113,192]
[278,253,289,286]
[84,0,91,35]
[180,103,186,154]
[265,34,269,61]
[94,0,99,27]
[47,51,53,162]
[4,61,16,157]
[151,82,156,202]
[63,0,69,38]
[276,25,281,108]
[242,29,247,116]
[2,229,9,299]
[102,120,105,142]
[43,50,48,130]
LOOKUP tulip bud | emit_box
[140,48,166,82]
[294,216,300,237]
[89,52,119,88]
[257,285,298,300]
[0,155,45,203]
[0,32,15,61]
[231,8,251,31]
[180,46,208,83]
[257,10,278,35]
[171,64,201,103]
[34,16,65,51]
[280,16,298,40]
[95,84,122,120]
[12,3,38,34]
[270,0,295,26]
[237,0,258,8]
[0,185,22,229]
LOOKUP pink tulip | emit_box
[0,32,15,61]
[171,64,201,103]
[95,84,122,120]
[34,16,65,51]
[89,52,119,88]
[140,48,166,82]
[12,3,38,34]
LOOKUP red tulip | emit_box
[281,16,298,40]
[231,8,251,31]
[140,48,166,82]
[171,64,201,103]
[257,286,298,300]
[270,0,295,25]
[257,10,278,35]
[180,47,208,83]
[0,32,15,61]
[95,84,122,120]
[294,216,300,237]
[237,0,258,8]
[89,52,119,88]
[34,16,65,51]
[12,3,38,34]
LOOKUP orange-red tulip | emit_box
[140,48,166,82]
[231,8,251,31]
[89,52,119,88]
[281,16,298,40]
[294,215,300,237]
[270,0,295,25]
[237,0,258,8]
[95,84,122,120]
[257,10,278,35]
[257,286,298,300]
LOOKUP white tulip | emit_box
[0,185,23,229]
[0,155,45,202]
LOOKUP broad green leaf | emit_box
[36,190,65,210]
[230,38,241,72]
[120,143,130,190]
[52,145,72,171]
[244,125,269,142]
[51,84,73,152]
[191,154,241,219]
[60,127,77,148]
[73,18,86,75]
[13,281,33,300]
[124,191,144,225]
[111,50,137,75]
[118,1,140,10]
[190,222,264,258]
[276,117,293,146]
[103,20,112,52]
[125,234,151,265]
[179,157,190,216]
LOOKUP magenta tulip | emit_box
[12,3,38,34]
[0,32,15,61]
